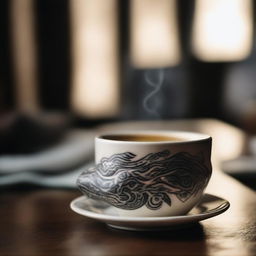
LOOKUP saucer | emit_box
[70,193,230,231]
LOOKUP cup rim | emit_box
[96,130,212,145]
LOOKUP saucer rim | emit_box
[70,193,230,223]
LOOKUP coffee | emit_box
[101,134,186,142]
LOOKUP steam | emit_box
[143,69,164,118]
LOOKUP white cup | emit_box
[77,131,212,217]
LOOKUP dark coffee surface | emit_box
[102,134,186,142]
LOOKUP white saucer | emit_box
[70,193,230,231]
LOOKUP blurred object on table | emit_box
[0,129,94,174]
[221,135,256,190]
[0,111,95,189]
[221,156,256,190]
[0,112,69,154]
[0,126,95,188]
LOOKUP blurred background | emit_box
[0,0,256,188]
[1,0,256,125]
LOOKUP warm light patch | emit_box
[192,0,253,62]
[195,120,246,164]
[130,0,181,68]
[10,0,38,112]
[70,0,119,118]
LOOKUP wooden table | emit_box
[0,119,255,256]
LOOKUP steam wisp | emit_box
[143,69,164,118]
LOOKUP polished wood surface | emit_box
[1,171,255,256]
[0,120,256,256]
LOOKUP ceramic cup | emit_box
[77,131,212,217]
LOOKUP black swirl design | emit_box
[77,150,211,210]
